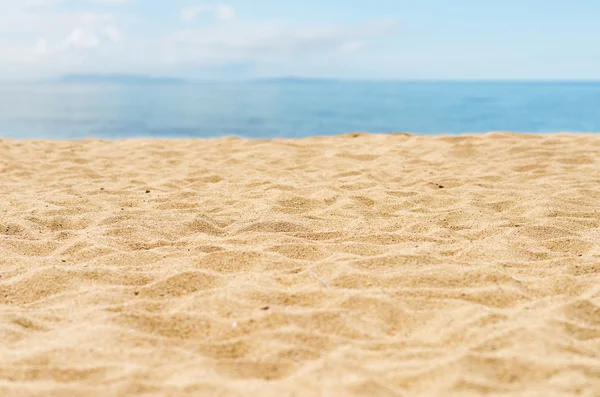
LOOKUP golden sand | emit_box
[1,133,600,396]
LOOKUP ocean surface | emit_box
[1,81,600,139]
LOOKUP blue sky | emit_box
[1,0,599,80]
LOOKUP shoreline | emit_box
[3,130,600,142]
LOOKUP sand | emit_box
[1,132,600,396]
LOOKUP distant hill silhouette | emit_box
[59,74,188,84]
[252,76,337,84]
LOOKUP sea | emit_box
[1,81,600,139]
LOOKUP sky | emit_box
[1,0,600,80]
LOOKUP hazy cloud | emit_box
[181,4,236,22]
[102,25,122,42]
[0,1,396,79]
[171,19,395,57]
[63,29,101,50]
[0,0,63,8]
[90,0,132,4]
[215,5,235,20]
[34,21,122,56]
[339,41,366,53]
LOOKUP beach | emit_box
[1,132,600,396]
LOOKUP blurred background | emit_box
[2,0,599,138]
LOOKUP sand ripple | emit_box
[1,133,600,396]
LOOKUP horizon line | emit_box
[2,75,600,84]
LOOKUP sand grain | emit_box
[1,133,600,396]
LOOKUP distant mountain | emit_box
[59,74,188,84]
[252,76,338,84]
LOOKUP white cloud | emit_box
[34,14,121,55]
[170,19,395,57]
[181,4,236,22]
[181,6,205,22]
[34,38,50,55]
[34,24,121,56]
[89,0,131,4]
[215,5,235,21]
[340,41,366,53]
[0,2,124,76]
[0,1,396,79]
[0,0,63,7]
[63,29,99,50]
[102,25,122,42]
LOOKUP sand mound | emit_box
[1,133,600,396]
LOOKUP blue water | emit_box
[1,81,600,139]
